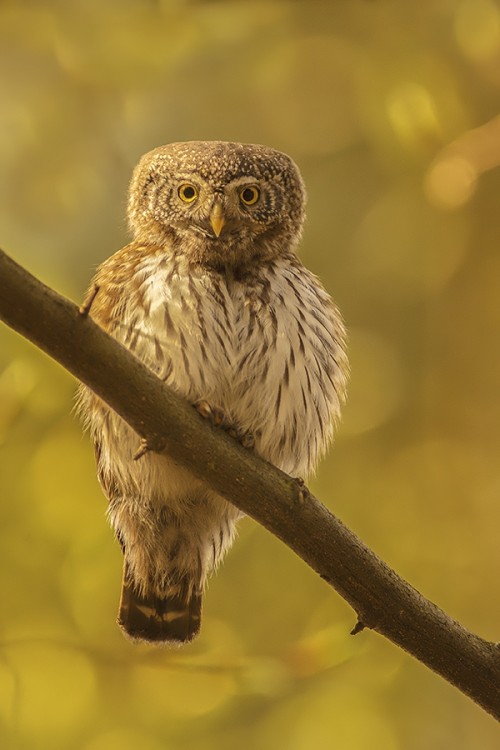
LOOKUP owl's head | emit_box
[127,141,306,269]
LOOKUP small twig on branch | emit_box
[0,248,498,720]
[351,620,366,636]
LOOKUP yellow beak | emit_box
[209,202,226,238]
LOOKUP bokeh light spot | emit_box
[455,0,500,62]
[424,155,477,210]
[386,82,441,149]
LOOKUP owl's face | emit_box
[128,141,306,269]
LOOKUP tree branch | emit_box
[0,248,498,720]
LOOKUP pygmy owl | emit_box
[77,141,348,645]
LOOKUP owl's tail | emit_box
[117,563,202,644]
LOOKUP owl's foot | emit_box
[294,476,311,504]
[193,400,255,450]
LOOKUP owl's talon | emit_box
[193,400,227,427]
[79,283,100,317]
[224,425,255,449]
[211,408,227,427]
[239,432,255,450]
[193,401,254,449]
[231,427,255,450]
[133,439,151,461]
[295,476,311,504]
[193,400,225,425]
[193,399,212,419]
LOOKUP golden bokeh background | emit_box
[1,1,499,747]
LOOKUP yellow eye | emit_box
[178,183,198,203]
[239,186,260,206]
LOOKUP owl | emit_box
[77,141,348,645]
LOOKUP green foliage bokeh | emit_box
[1,1,499,748]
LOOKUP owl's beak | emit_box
[209,202,226,238]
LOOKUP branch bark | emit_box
[0,248,498,719]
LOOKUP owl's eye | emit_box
[239,186,260,206]
[178,183,198,203]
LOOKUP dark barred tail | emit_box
[118,565,202,645]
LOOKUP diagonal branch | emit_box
[0,247,498,719]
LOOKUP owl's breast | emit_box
[226,261,349,475]
[117,254,347,477]
[120,259,240,403]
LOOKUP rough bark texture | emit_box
[0,248,498,720]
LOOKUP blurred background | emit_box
[0,0,499,748]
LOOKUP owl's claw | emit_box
[238,431,256,450]
[79,283,100,317]
[193,400,227,427]
[226,426,255,449]
[133,438,152,461]
[193,400,255,450]
[294,476,311,504]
